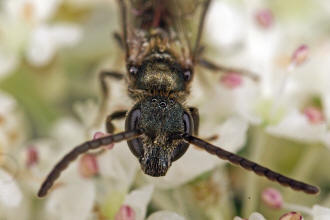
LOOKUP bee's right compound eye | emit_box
[125,108,144,158]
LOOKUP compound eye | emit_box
[125,108,143,158]
[183,112,193,135]
[129,66,138,77]
[126,108,141,131]
[183,69,193,82]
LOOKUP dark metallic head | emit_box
[125,96,193,176]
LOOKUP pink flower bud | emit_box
[220,72,243,89]
[78,154,99,178]
[115,205,136,220]
[303,106,324,124]
[279,212,303,220]
[291,45,308,66]
[261,188,283,209]
[26,146,38,167]
[255,9,274,29]
[93,131,114,150]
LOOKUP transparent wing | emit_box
[117,0,211,64]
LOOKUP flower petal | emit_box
[266,110,327,142]
[312,205,330,220]
[249,212,266,220]
[122,185,154,220]
[26,24,81,66]
[147,211,185,220]
[46,179,95,220]
[0,168,22,207]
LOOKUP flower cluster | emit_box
[0,0,330,220]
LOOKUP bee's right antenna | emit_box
[182,134,319,195]
[38,130,142,198]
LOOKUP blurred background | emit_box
[0,0,330,219]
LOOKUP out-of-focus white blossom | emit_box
[26,24,81,66]
[0,92,24,152]
[234,212,266,220]
[45,178,95,220]
[0,168,22,207]
[122,185,154,220]
[311,205,330,220]
[147,211,185,220]
[0,0,82,77]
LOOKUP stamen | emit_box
[115,205,136,220]
[291,45,309,67]
[93,131,114,150]
[303,106,325,124]
[26,146,39,167]
[78,154,99,178]
[279,212,303,220]
[255,9,274,29]
[261,188,283,209]
[220,72,243,89]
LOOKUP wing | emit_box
[117,0,211,67]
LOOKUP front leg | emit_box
[189,107,199,136]
[105,110,127,133]
[189,107,218,142]
[93,71,124,127]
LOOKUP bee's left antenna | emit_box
[38,130,142,197]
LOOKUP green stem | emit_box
[242,127,266,217]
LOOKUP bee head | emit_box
[125,96,193,176]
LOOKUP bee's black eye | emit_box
[183,70,192,82]
[125,108,144,158]
[129,66,138,76]
[183,112,193,135]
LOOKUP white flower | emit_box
[26,24,81,66]
[0,168,22,207]
[45,178,96,220]
[0,92,24,152]
[0,0,82,77]
[147,211,185,220]
[266,109,327,143]
[311,205,330,220]
[122,185,154,220]
[206,0,245,50]
[234,212,266,220]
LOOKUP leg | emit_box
[189,107,199,135]
[93,71,124,127]
[106,110,127,133]
[113,32,124,49]
[198,58,259,81]
[192,0,212,61]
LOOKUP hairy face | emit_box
[125,96,193,176]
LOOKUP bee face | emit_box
[125,96,193,176]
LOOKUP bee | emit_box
[38,0,319,197]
